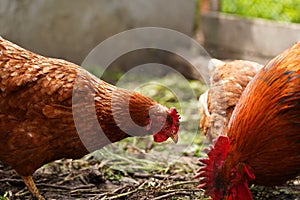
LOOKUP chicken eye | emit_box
[229,171,235,179]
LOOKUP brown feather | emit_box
[196,42,300,200]
[199,60,263,142]
[0,36,179,183]
[224,42,300,186]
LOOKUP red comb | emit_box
[194,136,230,200]
[169,107,180,133]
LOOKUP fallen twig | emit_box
[0,178,24,184]
[70,188,109,194]
[107,188,139,199]
[164,180,198,189]
[134,173,186,181]
[37,183,95,190]
[55,173,79,185]
[14,188,28,197]
[111,184,131,194]
[92,188,140,200]
[151,191,192,200]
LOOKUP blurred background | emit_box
[200,0,300,64]
[1,0,300,70]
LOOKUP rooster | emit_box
[196,42,300,200]
[0,36,180,200]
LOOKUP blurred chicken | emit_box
[196,42,300,199]
[0,37,180,199]
[199,59,263,142]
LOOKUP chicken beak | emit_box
[167,132,178,143]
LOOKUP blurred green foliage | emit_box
[221,0,300,23]
[0,193,8,200]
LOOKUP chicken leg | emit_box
[21,176,45,200]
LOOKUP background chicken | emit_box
[196,42,300,200]
[0,37,180,199]
[199,59,263,142]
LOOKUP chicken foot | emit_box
[21,176,45,200]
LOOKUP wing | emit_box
[0,37,87,175]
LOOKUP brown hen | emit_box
[0,37,180,199]
[199,59,263,142]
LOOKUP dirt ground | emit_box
[0,142,299,200]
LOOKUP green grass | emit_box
[221,0,300,23]
[0,192,9,200]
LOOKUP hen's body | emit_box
[0,41,87,176]
[196,42,300,200]
[199,59,263,142]
[0,37,180,199]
